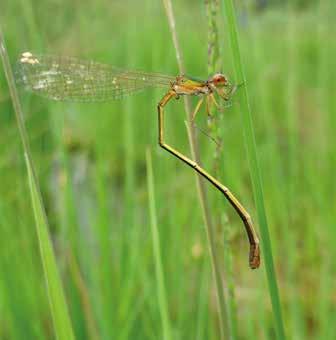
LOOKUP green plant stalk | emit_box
[205,0,224,178]
[241,3,287,337]
[205,1,237,338]
[162,1,229,338]
[220,1,286,339]
[205,0,221,75]
[146,148,172,340]
[0,29,75,340]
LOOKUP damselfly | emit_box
[17,51,260,269]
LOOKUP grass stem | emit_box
[162,1,229,338]
[221,0,287,339]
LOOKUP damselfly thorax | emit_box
[171,73,236,101]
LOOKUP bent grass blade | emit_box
[17,51,260,269]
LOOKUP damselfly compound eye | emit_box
[209,73,228,87]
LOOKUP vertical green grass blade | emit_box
[146,148,172,340]
[25,153,75,340]
[220,1,286,339]
[0,29,75,340]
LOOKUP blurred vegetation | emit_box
[0,0,335,339]
[253,0,315,11]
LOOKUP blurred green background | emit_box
[1,0,335,339]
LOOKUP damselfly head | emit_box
[208,73,229,88]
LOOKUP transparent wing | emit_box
[16,53,175,102]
